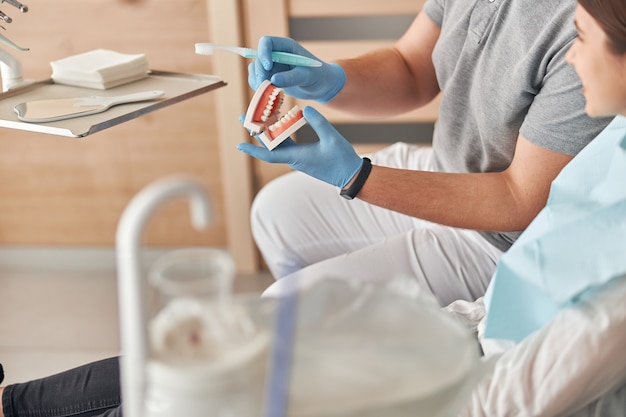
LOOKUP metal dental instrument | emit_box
[0,11,11,23]
[0,0,28,13]
[0,0,29,51]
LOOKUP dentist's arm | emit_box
[357,133,573,232]
[329,11,441,117]
[240,107,572,233]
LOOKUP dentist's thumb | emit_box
[302,106,337,141]
[302,106,364,188]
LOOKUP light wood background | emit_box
[0,0,228,248]
[0,0,434,274]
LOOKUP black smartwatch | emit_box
[340,157,372,200]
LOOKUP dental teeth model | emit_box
[243,80,307,150]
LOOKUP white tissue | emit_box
[51,49,149,90]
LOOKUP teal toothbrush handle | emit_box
[269,51,322,67]
[202,44,323,68]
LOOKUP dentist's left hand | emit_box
[237,107,364,189]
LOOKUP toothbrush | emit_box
[195,43,322,68]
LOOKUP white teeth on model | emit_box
[258,86,291,129]
[260,90,281,122]
[261,106,273,122]
[269,105,300,131]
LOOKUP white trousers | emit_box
[252,143,503,306]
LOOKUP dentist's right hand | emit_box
[249,36,346,104]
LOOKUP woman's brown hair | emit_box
[578,0,626,55]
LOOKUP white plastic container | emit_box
[145,248,268,417]
[144,332,268,417]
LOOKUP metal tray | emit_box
[0,70,226,138]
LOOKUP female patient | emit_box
[1,0,626,416]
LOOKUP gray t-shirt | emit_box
[423,0,612,251]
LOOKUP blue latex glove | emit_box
[249,36,346,104]
[237,106,363,188]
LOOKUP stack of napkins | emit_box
[51,49,150,90]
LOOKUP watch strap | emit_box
[340,157,372,200]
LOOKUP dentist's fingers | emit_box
[264,36,318,59]
[249,56,295,90]
[248,61,264,90]
[249,60,282,90]
[257,36,275,71]
[238,113,266,148]
[270,66,316,89]
[237,143,278,163]
[302,106,339,143]
[257,37,303,73]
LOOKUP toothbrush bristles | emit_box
[194,43,216,55]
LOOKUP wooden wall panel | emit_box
[206,0,259,272]
[290,0,425,17]
[0,0,228,247]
